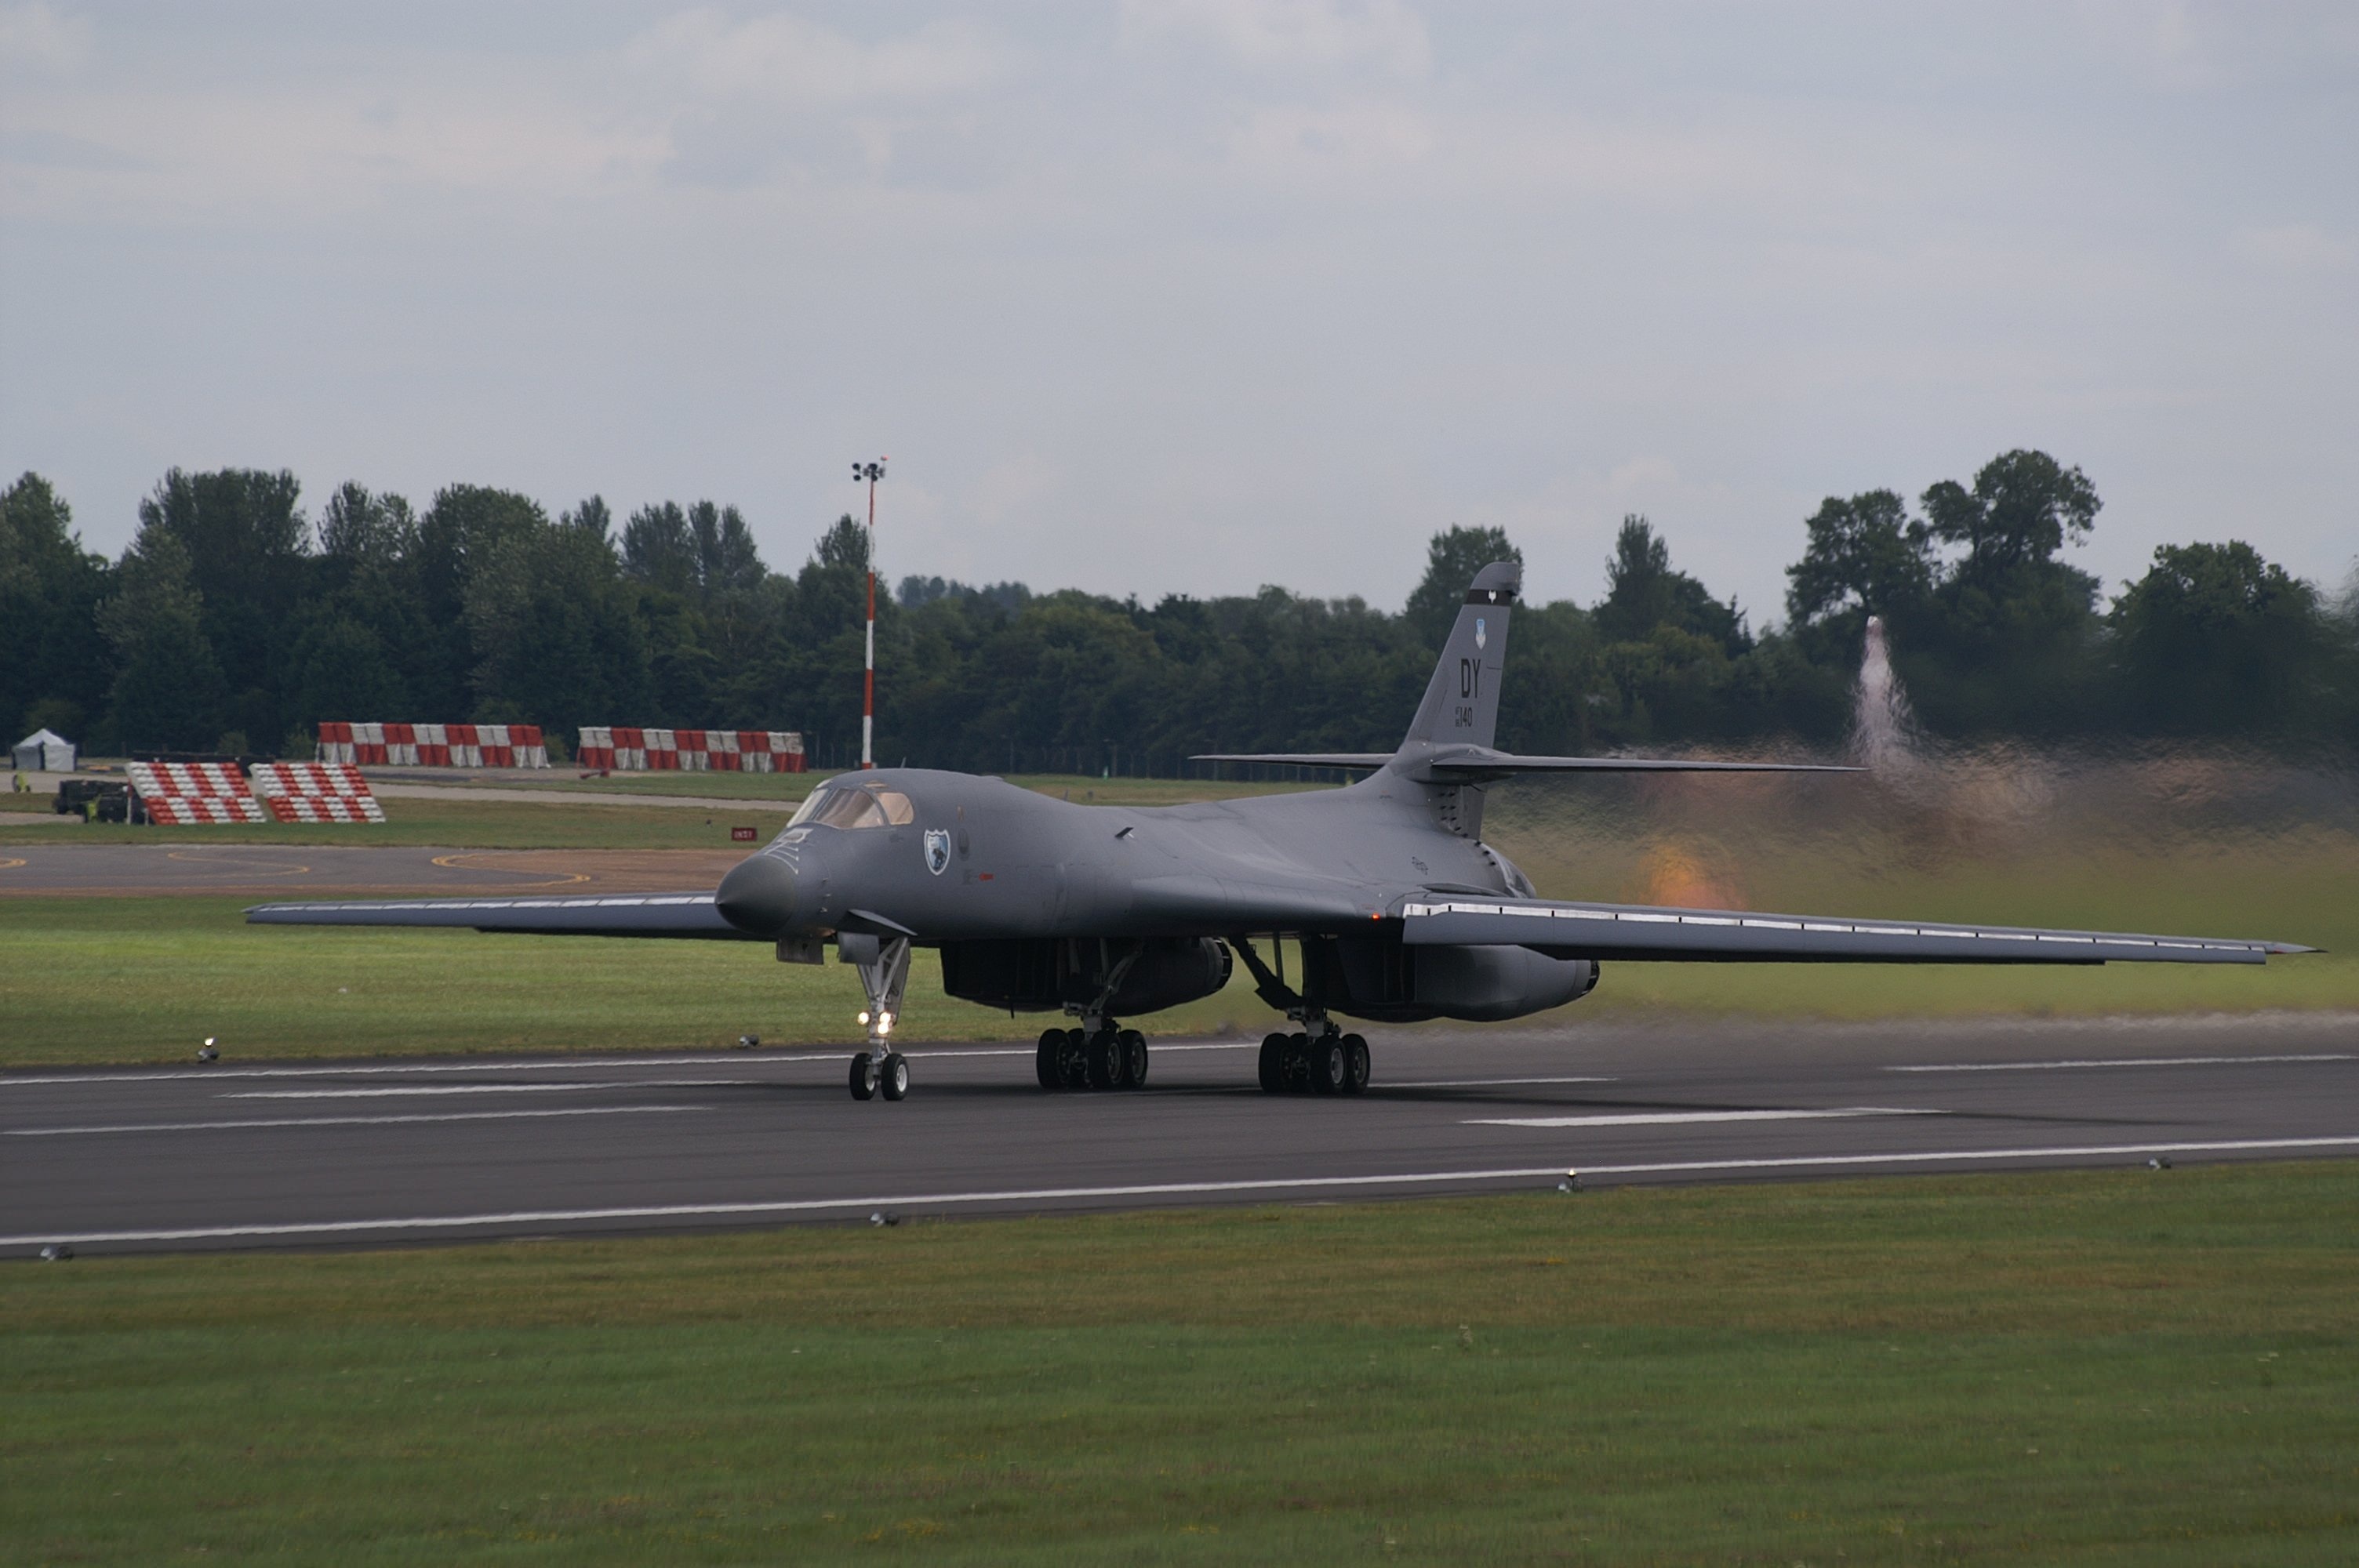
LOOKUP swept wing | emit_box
[1401,896,2312,966]
[1193,747,1856,778]
[245,893,751,939]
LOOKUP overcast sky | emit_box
[3,2,2354,622]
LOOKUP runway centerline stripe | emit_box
[1469,1107,1940,1129]
[6,1105,708,1136]
[1886,1053,2354,1073]
[13,1136,2357,1248]
[224,1080,753,1100]
[0,1043,1260,1089]
[1381,1076,1618,1089]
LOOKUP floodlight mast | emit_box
[852,458,887,768]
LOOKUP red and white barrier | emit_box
[126,761,270,825]
[317,722,548,768]
[576,727,805,772]
[251,761,387,823]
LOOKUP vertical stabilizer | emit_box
[1399,561,1519,755]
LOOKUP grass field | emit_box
[4,753,2352,1068]
[5,1162,2357,1563]
[1,873,2351,1069]
[2,834,2352,1069]
[0,797,777,849]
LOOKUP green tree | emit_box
[1785,488,1934,629]
[1881,451,2106,735]
[463,513,652,732]
[689,501,765,597]
[1594,516,1749,655]
[622,502,697,595]
[2109,541,2329,735]
[1921,449,2099,583]
[96,530,227,751]
[134,468,311,743]
[287,615,410,729]
[1,473,112,742]
[414,485,551,715]
[318,482,416,564]
[1405,525,1521,650]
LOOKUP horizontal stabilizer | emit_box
[245,893,754,939]
[1401,896,2314,966]
[1191,753,1393,771]
[1422,748,1856,777]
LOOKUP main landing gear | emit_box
[845,933,913,1102]
[1035,1024,1150,1092]
[1034,941,1151,1094]
[1227,935,1371,1097]
[1257,1025,1371,1096]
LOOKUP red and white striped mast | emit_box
[852,457,886,769]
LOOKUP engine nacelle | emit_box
[937,937,1233,1016]
[1309,934,1599,1023]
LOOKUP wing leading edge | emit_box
[245,893,752,939]
[1400,897,2314,966]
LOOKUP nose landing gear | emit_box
[845,934,914,1102]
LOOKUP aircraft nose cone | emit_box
[715,853,800,936]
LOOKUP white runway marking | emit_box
[6,1105,707,1136]
[0,1042,1260,1090]
[15,1135,2357,1248]
[1381,1076,1617,1090]
[1887,1053,2354,1073]
[1468,1107,1938,1129]
[225,1081,749,1100]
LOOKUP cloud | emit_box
[2,11,1024,220]
[2234,223,2355,273]
[621,9,1014,107]
[1123,0,1430,78]
[1224,97,1435,179]
[0,2,86,75]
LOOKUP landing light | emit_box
[857,1010,871,1025]
[877,1012,896,1036]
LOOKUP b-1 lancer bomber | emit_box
[249,563,2316,1100]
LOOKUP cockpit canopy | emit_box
[787,779,917,832]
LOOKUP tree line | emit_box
[4,449,2354,771]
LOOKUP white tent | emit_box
[13,728,77,771]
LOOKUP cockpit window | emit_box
[786,782,915,830]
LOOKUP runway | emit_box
[5,1013,2354,1255]
[0,844,742,897]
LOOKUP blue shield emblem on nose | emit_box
[923,829,952,876]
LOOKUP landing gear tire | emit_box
[879,1051,910,1102]
[1085,1029,1121,1091]
[1258,1033,1287,1093]
[1284,1033,1312,1093]
[1309,1033,1348,1095]
[1117,1029,1148,1089]
[1056,1029,1089,1091]
[849,1052,878,1101]
[1342,1033,1371,1095]
[1036,1028,1063,1091]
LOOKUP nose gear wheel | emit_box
[846,935,914,1101]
